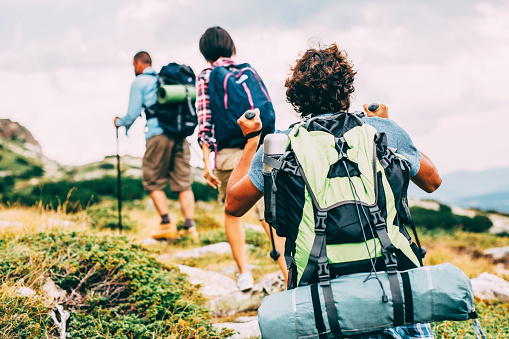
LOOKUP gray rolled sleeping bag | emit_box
[258,263,484,338]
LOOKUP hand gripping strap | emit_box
[245,129,262,140]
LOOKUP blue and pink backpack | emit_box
[208,63,275,149]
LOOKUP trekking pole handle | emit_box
[244,109,256,120]
[368,103,380,112]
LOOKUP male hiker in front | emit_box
[225,43,441,338]
[114,51,198,241]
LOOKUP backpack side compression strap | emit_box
[310,283,328,339]
[298,210,327,287]
[400,271,414,324]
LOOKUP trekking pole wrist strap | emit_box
[245,130,262,140]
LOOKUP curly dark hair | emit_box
[285,43,357,117]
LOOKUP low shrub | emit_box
[0,231,233,339]
[460,215,493,233]
[3,176,216,211]
[410,204,493,233]
[87,206,137,231]
[0,285,56,338]
[98,163,115,170]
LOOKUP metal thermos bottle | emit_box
[263,133,288,262]
[263,134,289,172]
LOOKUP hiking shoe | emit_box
[236,272,254,292]
[150,222,179,240]
[178,226,199,242]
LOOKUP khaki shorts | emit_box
[142,134,192,192]
[214,148,265,220]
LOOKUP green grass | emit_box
[432,298,509,338]
[0,231,233,339]
[0,201,508,338]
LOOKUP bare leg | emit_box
[178,190,195,219]
[149,190,169,216]
[260,219,288,288]
[225,211,249,274]
[149,190,177,240]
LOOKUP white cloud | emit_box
[0,0,508,175]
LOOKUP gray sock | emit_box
[183,219,195,230]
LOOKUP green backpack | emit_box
[263,112,425,333]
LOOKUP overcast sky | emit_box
[1,0,508,174]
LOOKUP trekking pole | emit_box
[244,109,281,261]
[115,127,123,232]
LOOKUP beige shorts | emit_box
[142,134,192,192]
[214,148,264,220]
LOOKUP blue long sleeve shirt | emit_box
[116,67,164,141]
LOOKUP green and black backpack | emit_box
[263,111,425,329]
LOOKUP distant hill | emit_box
[0,119,204,187]
[408,167,509,213]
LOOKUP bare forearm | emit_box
[411,151,442,193]
[202,143,212,170]
[227,137,260,193]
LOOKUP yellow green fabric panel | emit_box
[326,239,383,263]
[294,187,317,282]
[324,177,376,206]
[381,173,420,267]
[289,127,334,209]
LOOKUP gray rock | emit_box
[178,265,237,299]
[0,220,22,229]
[16,286,36,297]
[209,288,265,317]
[141,237,159,246]
[213,317,260,339]
[254,271,285,295]
[173,242,232,259]
[221,264,258,276]
[488,214,509,234]
[208,270,283,317]
[495,264,509,276]
[471,272,509,303]
[236,316,258,323]
[244,223,265,233]
[483,246,509,260]
[42,278,67,305]
[44,218,73,228]
[157,253,171,262]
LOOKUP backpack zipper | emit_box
[222,67,271,110]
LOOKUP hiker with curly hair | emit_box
[226,43,441,338]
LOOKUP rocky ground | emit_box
[142,224,286,339]
[142,235,509,339]
[3,217,509,339]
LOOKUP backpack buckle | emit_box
[281,161,300,176]
[383,252,398,272]
[315,211,327,234]
[317,257,330,284]
[380,149,396,169]
[369,206,386,230]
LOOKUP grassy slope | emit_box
[0,202,508,338]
